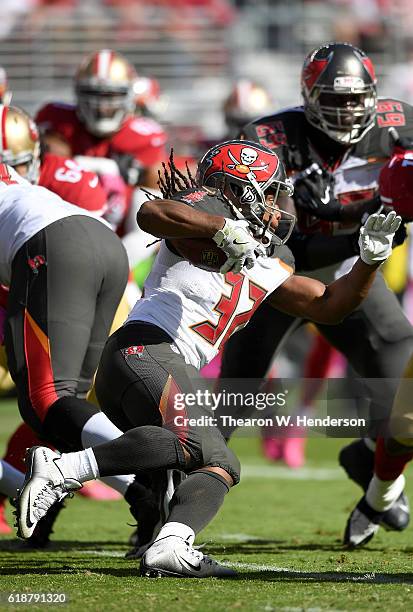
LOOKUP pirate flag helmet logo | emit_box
[197,139,295,247]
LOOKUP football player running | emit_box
[218,42,413,531]
[17,140,400,578]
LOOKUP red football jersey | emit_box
[36,103,167,167]
[39,152,107,215]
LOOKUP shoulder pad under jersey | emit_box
[241,106,313,172]
[353,98,413,160]
[172,187,234,217]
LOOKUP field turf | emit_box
[0,398,412,611]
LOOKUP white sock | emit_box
[155,521,195,545]
[0,459,24,497]
[366,473,406,512]
[99,475,133,496]
[81,412,135,494]
[58,448,99,484]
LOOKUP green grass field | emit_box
[1,399,412,611]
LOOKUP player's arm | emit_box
[268,259,378,324]
[268,211,401,324]
[137,198,265,274]
[137,198,225,238]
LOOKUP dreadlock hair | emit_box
[158,149,198,199]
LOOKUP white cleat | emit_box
[140,534,236,578]
[344,496,381,548]
[17,446,81,539]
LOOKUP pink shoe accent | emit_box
[200,353,222,379]
[78,481,122,501]
[262,437,284,461]
[0,501,12,534]
[282,436,307,469]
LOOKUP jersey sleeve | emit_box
[171,188,234,217]
[120,117,168,166]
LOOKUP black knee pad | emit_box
[43,396,100,452]
[191,469,231,492]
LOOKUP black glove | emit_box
[293,163,343,221]
[109,151,142,186]
[393,221,408,247]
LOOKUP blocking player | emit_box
[218,42,413,530]
[0,161,162,545]
[345,140,413,547]
[17,140,401,578]
[0,104,135,538]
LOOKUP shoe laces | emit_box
[183,541,205,564]
[32,482,63,521]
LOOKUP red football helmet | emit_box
[197,140,295,246]
[301,42,377,145]
[379,147,413,220]
[133,76,162,118]
[75,49,137,137]
[223,80,273,134]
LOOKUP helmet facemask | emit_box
[5,145,41,184]
[305,84,376,145]
[76,84,134,137]
[223,172,295,247]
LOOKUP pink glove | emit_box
[99,173,128,231]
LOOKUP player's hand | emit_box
[358,210,402,265]
[293,163,343,221]
[110,151,142,186]
[212,219,266,274]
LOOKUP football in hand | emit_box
[168,237,228,272]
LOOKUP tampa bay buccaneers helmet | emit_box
[301,42,377,145]
[197,140,295,246]
[75,49,137,137]
[223,80,273,135]
[0,105,40,183]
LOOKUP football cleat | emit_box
[339,439,410,531]
[140,534,236,578]
[344,496,382,548]
[126,469,186,559]
[16,446,81,539]
[25,499,66,548]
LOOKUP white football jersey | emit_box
[0,165,102,284]
[127,242,293,369]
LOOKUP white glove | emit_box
[358,210,401,265]
[212,219,265,274]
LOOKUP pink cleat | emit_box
[78,481,121,501]
[261,436,284,461]
[0,498,12,534]
[282,436,307,469]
